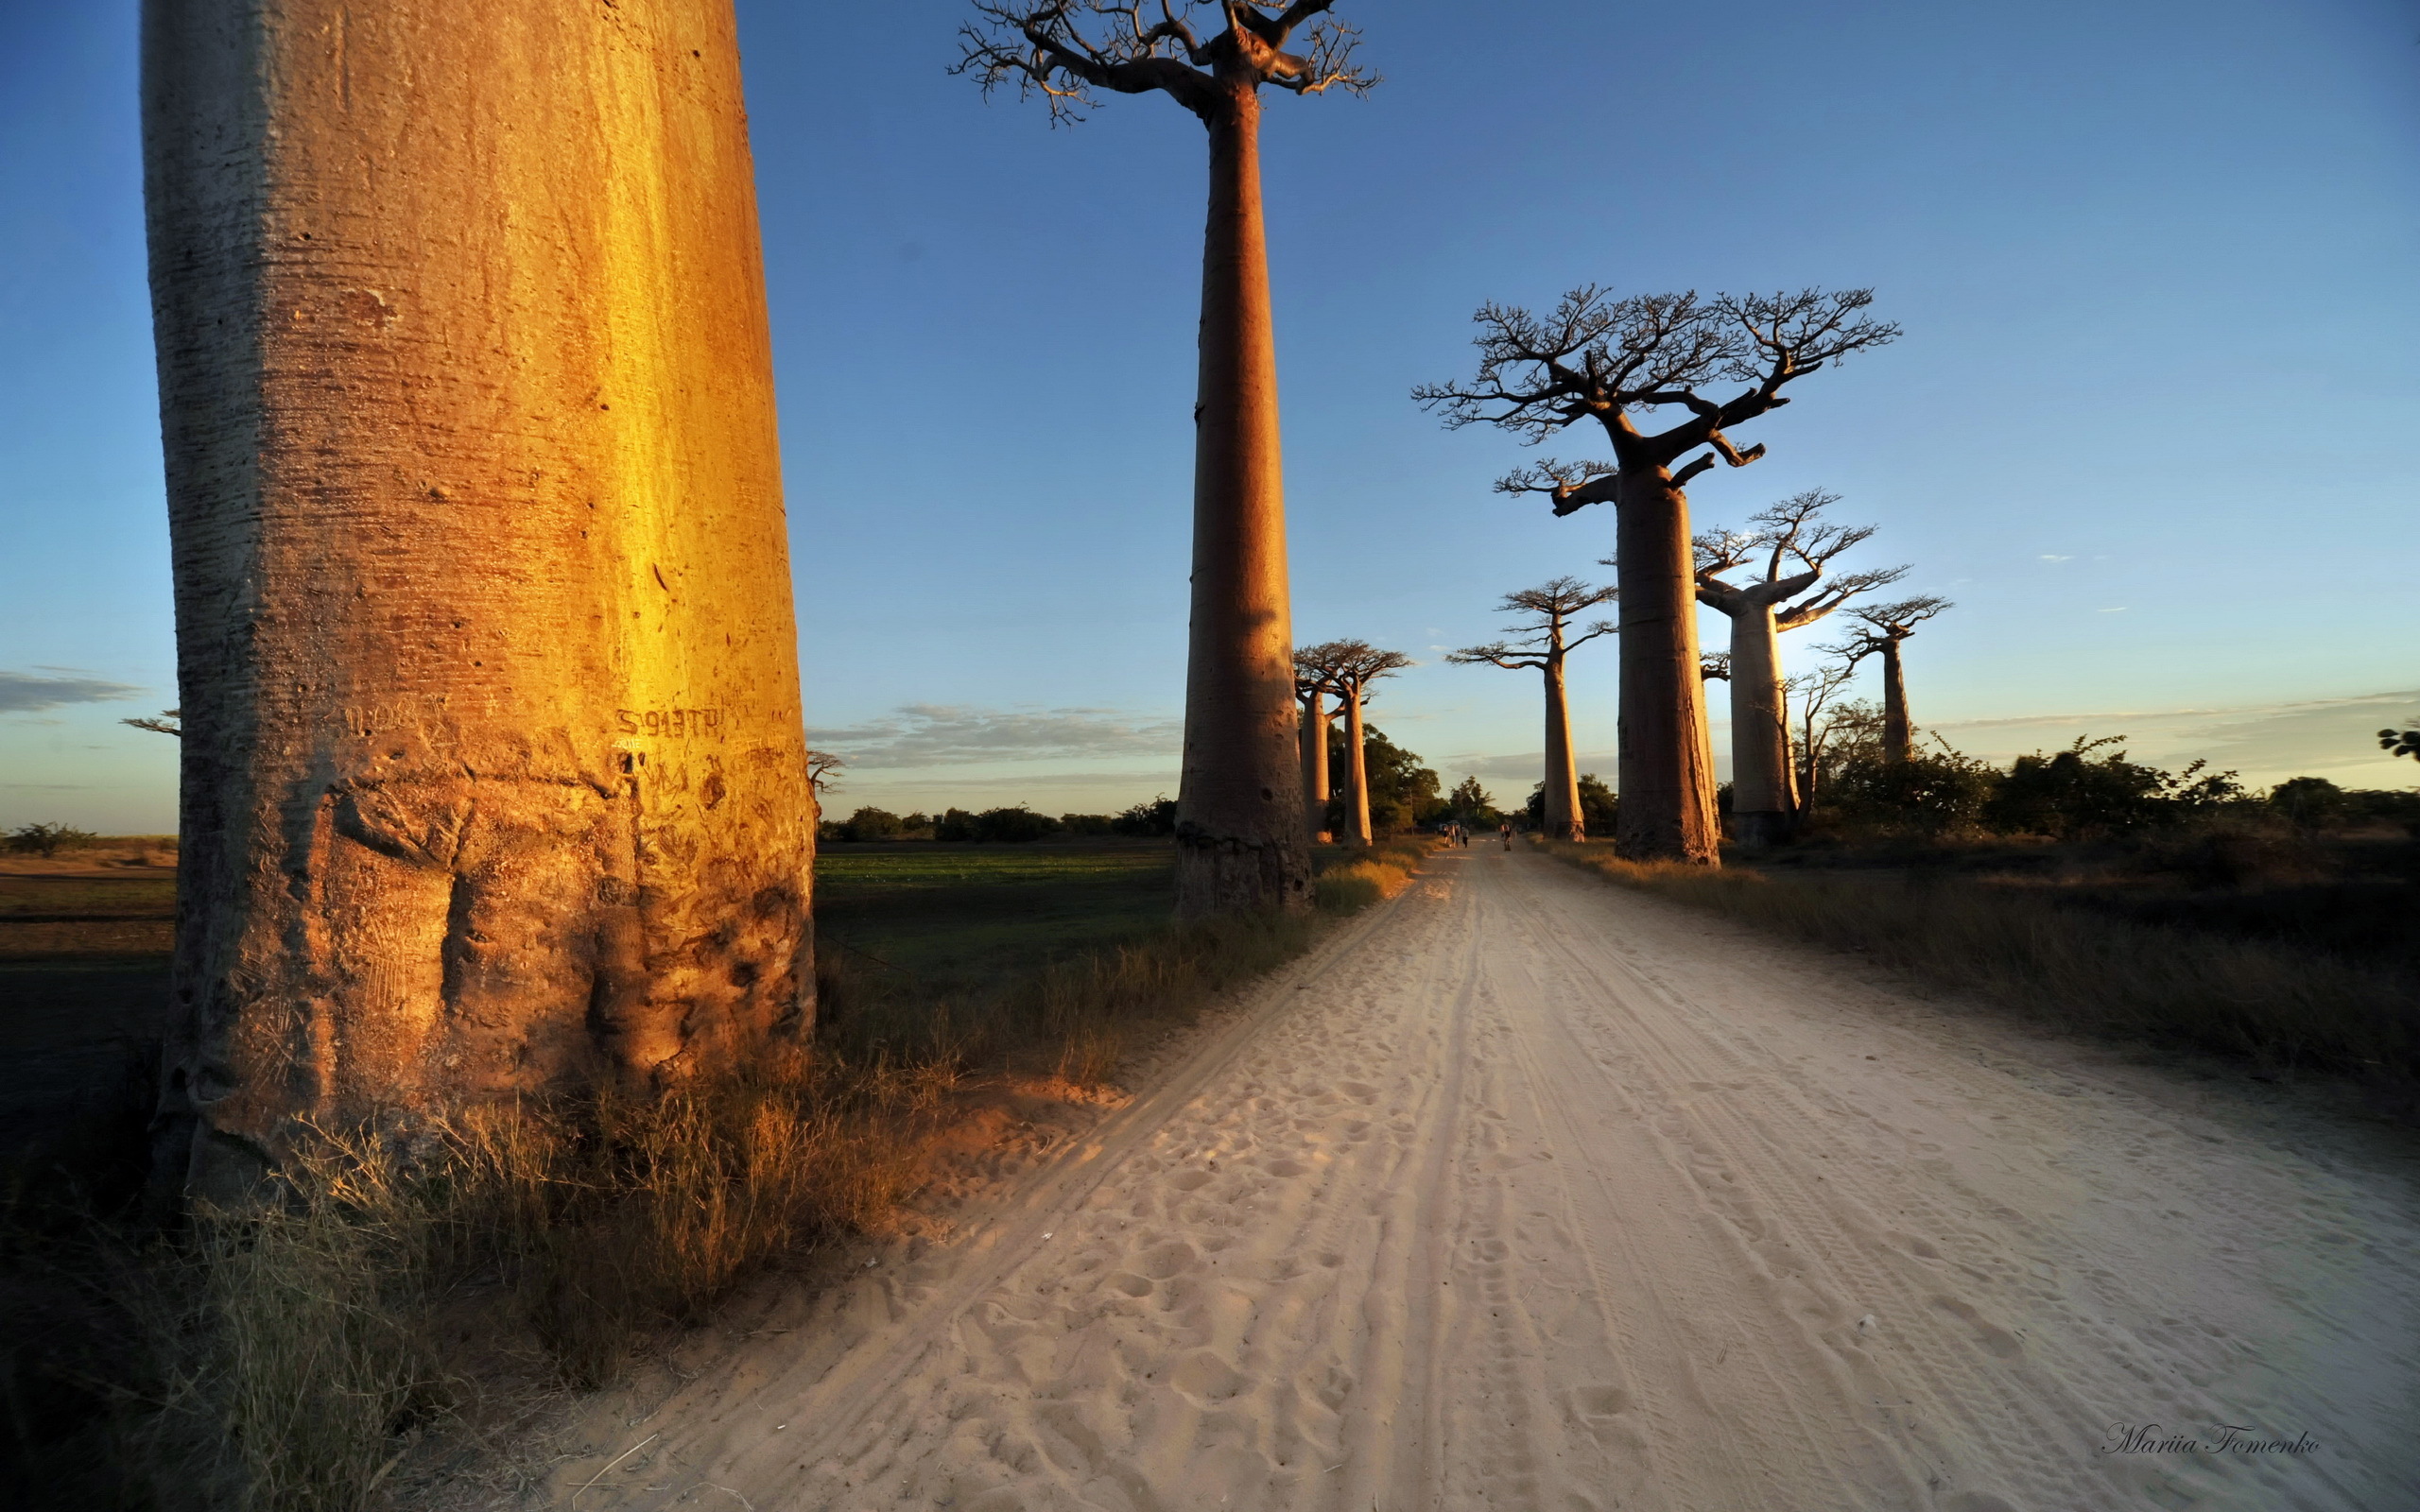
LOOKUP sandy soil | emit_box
[553,846,2420,1511]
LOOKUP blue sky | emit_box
[3,0,2415,831]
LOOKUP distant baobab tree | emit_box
[958,2,1374,917]
[1827,596,1953,762]
[1418,286,1897,865]
[1293,656,1340,842]
[144,1,814,1200]
[1694,490,1906,846]
[807,749,846,795]
[1296,639,1410,846]
[1446,577,1616,842]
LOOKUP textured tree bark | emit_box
[1298,689,1331,843]
[1541,659,1583,842]
[1879,640,1913,761]
[1341,690,1374,847]
[1174,85,1313,919]
[1726,603,1794,848]
[1612,474,1720,863]
[142,0,814,1203]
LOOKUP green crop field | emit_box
[815,841,1176,987]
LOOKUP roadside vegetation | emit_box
[1543,727,2420,1098]
[1,833,1432,1512]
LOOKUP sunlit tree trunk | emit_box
[1298,688,1331,843]
[1613,473,1720,863]
[1542,659,1583,842]
[1727,602,1794,847]
[1879,641,1913,761]
[142,0,813,1202]
[1341,688,1374,847]
[1175,83,1313,918]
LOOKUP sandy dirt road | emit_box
[561,846,2419,1512]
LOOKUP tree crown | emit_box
[956,1,1374,124]
[1445,576,1615,671]
[1413,286,1897,514]
[1823,594,1953,662]
[1297,636,1411,696]
[1692,489,1908,627]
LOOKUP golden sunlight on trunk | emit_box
[1175,87,1314,917]
[142,0,813,1201]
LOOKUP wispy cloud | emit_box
[810,703,1182,769]
[2038,554,2075,562]
[2097,606,2128,613]
[0,669,146,714]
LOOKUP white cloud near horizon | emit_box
[0,668,146,713]
[810,703,1182,770]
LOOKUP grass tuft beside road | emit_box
[1540,839,2420,1090]
[9,834,1435,1511]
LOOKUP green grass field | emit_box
[814,841,1176,987]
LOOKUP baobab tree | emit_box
[1293,656,1340,842]
[1829,596,1953,761]
[958,2,1374,917]
[1417,286,1897,864]
[1296,639,1410,846]
[143,0,814,1200]
[1694,490,1907,846]
[1445,576,1616,842]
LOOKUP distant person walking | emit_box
[1499,820,1512,850]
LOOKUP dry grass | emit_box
[81,837,1436,1511]
[1541,840,2420,1084]
[1313,836,1434,913]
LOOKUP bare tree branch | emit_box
[1296,637,1411,699]
[955,1,1374,124]
[1415,286,1898,502]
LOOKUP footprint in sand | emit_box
[1931,1295,2025,1359]
[1571,1385,1633,1417]
[1167,1169,1213,1192]
[1138,1241,1198,1280]
[1170,1350,1250,1403]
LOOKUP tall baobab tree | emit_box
[1293,656,1340,842]
[1829,596,1953,761]
[1694,490,1906,846]
[1417,287,1897,865]
[1296,639,1410,846]
[958,3,1374,917]
[143,0,814,1200]
[1445,577,1616,843]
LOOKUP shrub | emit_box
[1058,813,1117,836]
[1828,747,1997,835]
[5,822,99,857]
[1110,796,1179,837]
[840,806,904,841]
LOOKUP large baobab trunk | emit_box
[143,0,814,1203]
[1878,641,1913,761]
[1728,604,1795,847]
[1341,689,1374,847]
[1542,659,1583,842]
[1299,689,1331,843]
[1175,85,1313,918]
[1613,475,1720,863]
